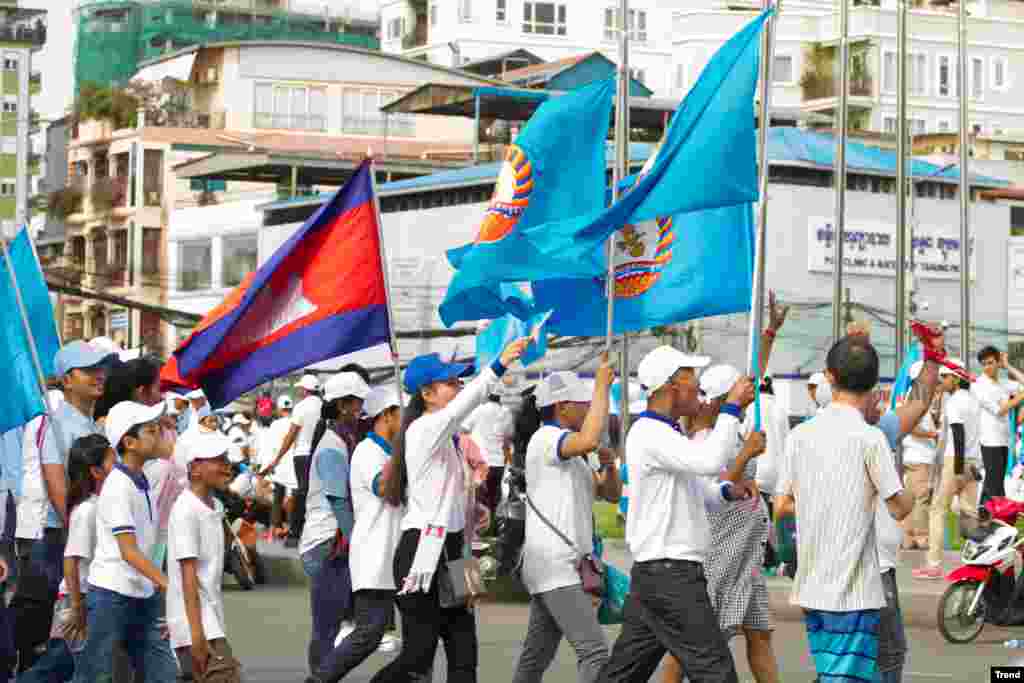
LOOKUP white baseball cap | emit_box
[165,397,180,416]
[277,395,293,410]
[699,364,741,403]
[323,372,371,402]
[808,372,826,386]
[231,413,251,426]
[106,401,166,450]
[186,389,206,400]
[179,430,232,468]
[637,346,711,393]
[296,374,321,392]
[364,387,401,419]
[535,372,591,408]
[940,358,965,376]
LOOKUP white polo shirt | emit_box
[463,402,513,468]
[973,374,1013,448]
[261,417,298,490]
[349,433,403,592]
[166,490,226,649]
[90,464,158,598]
[299,430,349,557]
[521,425,597,595]
[60,496,98,595]
[902,410,938,466]
[625,411,739,564]
[945,389,981,463]
[291,395,323,457]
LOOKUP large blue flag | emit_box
[0,228,60,432]
[439,77,615,327]
[523,9,770,263]
[532,202,755,336]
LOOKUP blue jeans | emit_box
[301,540,352,676]
[16,638,75,683]
[73,587,176,683]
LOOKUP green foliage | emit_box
[75,81,140,130]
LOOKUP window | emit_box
[604,8,646,42]
[912,118,926,135]
[992,56,1009,92]
[0,182,14,197]
[1006,149,1024,161]
[1,102,14,114]
[386,16,404,40]
[2,58,16,71]
[971,56,984,100]
[937,55,960,97]
[972,122,983,135]
[884,116,896,134]
[883,51,895,92]
[772,55,793,84]
[222,235,258,288]
[430,3,438,26]
[884,52,929,95]
[523,2,567,36]
[458,0,473,22]
[254,83,327,131]
[496,0,508,23]
[342,88,414,137]
[937,119,951,133]
[178,240,211,291]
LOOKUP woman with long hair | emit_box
[372,338,528,683]
[512,358,621,683]
[19,434,115,683]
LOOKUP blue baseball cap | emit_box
[403,353,472,395]
[54,341,117,376]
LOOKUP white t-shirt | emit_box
[463,402,512,468]
[741,394,790,495]
[876,499,903,572]
[61,496,98,595]
[166,490,226,649]
[262,417,298,490]
[973,374,1013,448]
[349,433,403,592]
[902,410,938,466]
[291,395,324,457]
[89,465,159,599]
[625,412,737,564]
[945,389,981,463]
[299,430,348,556]
[521,425,597,595]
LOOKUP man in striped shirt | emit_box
[776,337,913,683]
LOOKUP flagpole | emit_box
[894,0,908,373]
[368,160,405,404]
[746,0,777,381]
[605,0,629,354]
[957,0,971,369]
[831,0,850,343]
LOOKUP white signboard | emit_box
[807,217,976,281]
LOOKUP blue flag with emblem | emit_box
[439,77,615,327]
[523,9,769,264]
[0,228,61,432]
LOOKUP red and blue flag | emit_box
[174,160,390,407]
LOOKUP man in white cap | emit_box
[187,389,208,431]
[597,346,761,683]
[260,396,296,540]
[12,341,114,672]
[806,372,826,417]
[263,374,322,548]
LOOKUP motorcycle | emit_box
[223,516,261,590]
[937,496,1024,643]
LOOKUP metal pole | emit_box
[368,160,405,404]
[958,0,971,370]
[611,0,631,442]
[895,0,908,371]
[831,0,850,343]
[474,93,481,163]
[746,0,777,378]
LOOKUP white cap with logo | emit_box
[179,431,233,468]
[637,346,711,393]
[106,401,166,450]
[699,364,741,404]
[323,373,371,402]
[296,374,321,392]
[364,387,401,419]
[535,372,591,408]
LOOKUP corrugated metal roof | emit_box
[259,127,1009,212]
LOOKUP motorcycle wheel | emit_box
[228,544,257,591]
[937,579,987,644]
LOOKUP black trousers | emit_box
[318,589,395,682]
[597,559,738,683]
[289,455,311,542]
[371,529,476,683]
[271,483,287,529]
[981,446,1008,504]
[12,530,66,673]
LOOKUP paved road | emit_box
[223,580,1019,682]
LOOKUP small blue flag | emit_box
[474,310,549,373]
[523,9,770,263]
[889,343,924,411]
[0,228,60,432]
[439,78,615,327]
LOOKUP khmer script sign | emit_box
[807,217,976,281]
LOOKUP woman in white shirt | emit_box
[374,339,528,683]
[900,361,941,551]
[512,361,620,683]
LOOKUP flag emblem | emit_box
[613,216,674,298]
[475,145,534,244]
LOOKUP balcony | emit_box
[49,256,84,285]
[799,42,875,126]
[0,11,47,49]
[90,176,128,215]
[48,183,85,222]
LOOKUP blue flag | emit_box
[0,228,60,432]
[889,343,924,411]
[439,77,615,327]
[532,203,755,336]
[474,310,549,374]
[523,9,770,263]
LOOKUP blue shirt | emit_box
[877,412,902,452]
[0,426,24,499]
[39,403,101,528]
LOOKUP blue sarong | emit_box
[804,608,880,682]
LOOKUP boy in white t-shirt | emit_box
[168,431,242,683]
[73,401,177,682]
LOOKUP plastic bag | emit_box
[597,564,630,625]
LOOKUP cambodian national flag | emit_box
[174,161,390,407]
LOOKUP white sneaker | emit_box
[333,621,356,648]
[377,633,401,653]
